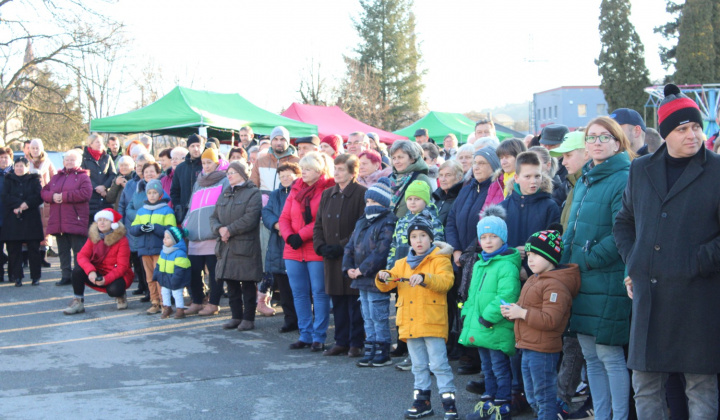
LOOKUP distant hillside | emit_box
[465,101,530,133]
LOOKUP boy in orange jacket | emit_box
[501,228,580,420]
[377,214,457,419]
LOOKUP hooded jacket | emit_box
[262,183,292,274]
[250,145,299,194]
[499,176,560,248]
[431,181,463,226]
[41,167,93,237]
[389,158,434,218]
[77,222,133,291]
[458,248,522,355]
[129,194,177,256]
[182,171,229,244]
[376,241,455,342]
[514,264,581,353]
[386,205,445,269]
[343,208,398,292]
[154,239,191,290]
[0,172,44,242]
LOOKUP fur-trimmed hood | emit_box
[88,222,127,246]
[503,174,554,195]
[432,241,454,256]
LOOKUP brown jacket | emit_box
[313,180,367,295]
[250,146,299,194]
[514,263,581,353]
[209,181,263,282]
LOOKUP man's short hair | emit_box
[421,143,440,160]
[645,128,663,153]
[158,148,172,159]
[515,151,541,173]
[239,126,254,136]
[475,118,495,129]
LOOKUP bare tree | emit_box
[335,57,390,129]
[0,0,124,146]
[298,58,329,106]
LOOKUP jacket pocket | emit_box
[423,295,446,326]
[232,237,254,257]
[395,296,405,327]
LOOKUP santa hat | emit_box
[95,208,122,230]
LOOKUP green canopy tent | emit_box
[89,86,318,139]
[393,111,520,145]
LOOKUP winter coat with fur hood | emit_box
[77,222,133,292]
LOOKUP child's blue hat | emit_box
[477,205,507,243]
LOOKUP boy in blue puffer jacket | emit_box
[130,179,177,315]
[154,226,191,319]
[344,177,398,367]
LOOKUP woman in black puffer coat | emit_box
[81,134,117,223]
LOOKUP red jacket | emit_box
[279,175,334,262]
[77,222,134,292]
[41,167,93,236]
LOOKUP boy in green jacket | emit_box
[460,206,521,420]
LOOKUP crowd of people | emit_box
[1,83,719,420]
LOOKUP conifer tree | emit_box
[674,0,716,84]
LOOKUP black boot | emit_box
[441,392,458,420]
[40,249,51,268]
[14,278,22,287]
[55,277,72,286]
[370,341,392,367]
[356,341,375,367]
[405,389,433,419]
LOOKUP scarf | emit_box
[87,147,103,161]
[390,172,414,208]
[162,245,177,255]
[481,243,508,262]
[197,170,227,187]
[295,175,334,224]
[407,245,436,269]
[365,205,387,219]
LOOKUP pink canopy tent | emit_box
[281,103,406,145]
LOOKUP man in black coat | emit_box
[170,134,205,222]
[614,84,720,419]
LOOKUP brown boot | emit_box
[161,305,173,319]
[198,304,219,316]
[146,302,162,315]
[256,291,275,316]
[184,303,203,315]
[174,308,186,319]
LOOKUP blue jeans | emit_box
[407,336,456,394]
[632,371,718,420]
[478,347,512,401]
[359,290,391,343]
[521,350,560,420]
[285,260,329,343]
[577,334,630,420]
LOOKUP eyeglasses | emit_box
[227,170,238,176]
[585,134,615,144]
[346,140,365,146]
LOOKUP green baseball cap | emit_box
[549,131,586,157]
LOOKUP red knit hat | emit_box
[321,135,343,155]
[94,208,122,229]
[658,84,703,139]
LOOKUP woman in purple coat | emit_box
[41,149,93,286]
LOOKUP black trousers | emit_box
[7,240,40,281]
[189,255,218,305]
[56,233,86,281]
[225,280,257,321]
[71,265,126,297]
[274,273,297,327]
[330,294,364,348]
[130,251,147,293]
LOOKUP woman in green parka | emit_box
[458,206,521,413]
[560,116,633,420]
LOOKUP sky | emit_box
[107,0,672,116]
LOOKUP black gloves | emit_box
[287,234,303,250]
[320,244,344,259]
[140,223,154,233]
[478,316,494,329]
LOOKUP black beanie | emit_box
[657,84,703,139]
[407,210,435,241]
[525,229,564,266]
[187,134,204,147]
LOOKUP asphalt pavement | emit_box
[0,258,537,420]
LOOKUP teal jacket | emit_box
[561,151,631,346]
[458,248,522,355]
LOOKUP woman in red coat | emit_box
[279,152,334,351]
[63,208,134,315]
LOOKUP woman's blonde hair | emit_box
[87,133,105,149]
[299,151,333,177]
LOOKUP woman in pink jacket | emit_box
[279,152,334,351]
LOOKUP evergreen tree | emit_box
[674,0,716,84]
[596,0,650,114]
[653,1,683,74]
[349,0,424,130]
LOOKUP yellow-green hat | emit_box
[404,180,431,205]
[549,131,586,157]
